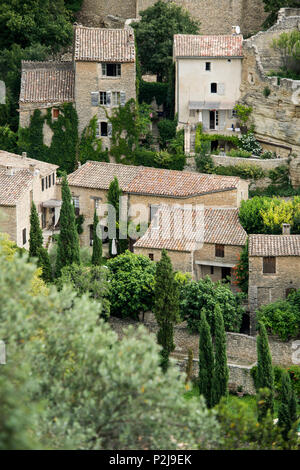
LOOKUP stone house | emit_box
[173,34,243,153]
[0,150,59,250]
[62,160,248,249]
[248,232,300,332]
[19,26,136,151]
[133,205,247,281]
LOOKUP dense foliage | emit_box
[256,322,275,418]
[91,210,102,266]
[199,310,215,408]
[78,115,109,165]
[180,277,244,335]
[107,251,156,319]
[232,239,249,294]
[212,304,229,406]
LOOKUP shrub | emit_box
[263,86,271,98]
[238,132,262,156]
[134,146,186,170]
[239,196,273,234]
[157,119,177,148]
[215,163,265,180]
[180,277,244,335]
[257,299,300,341]
[268,165,289,185]
[227,148,252,158]
[233,104,252,126]
[260,150,276,159]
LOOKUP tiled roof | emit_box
[134,206,247,252]
[0,150,58,177]
[249,234,300,257]
[20,61,75,104]
[74,26,135,62]
[66,161,241,197]
[0,168,33,206]
[173,34,243,58]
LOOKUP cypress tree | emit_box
[55,174,80,277]
[91,209,102,265]
[107,177,128,255]
[37,246,53,283]
[154,249,180,372]
[199,309,214,408]
[256,322,275,418]
[212,303,228,405]
[278,370,297,440]
[29,202,43,258]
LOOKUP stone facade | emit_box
[81,0,268,36]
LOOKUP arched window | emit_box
[211,82,217,93]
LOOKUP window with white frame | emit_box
[72,196,80,216]
[112,91,121,106]
[99,91,107,105]
[102,63,121,77]
[211,82,217,93]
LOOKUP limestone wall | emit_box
[211,154,289,169]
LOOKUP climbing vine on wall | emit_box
[18,109,48,161]
[78,115,109,165]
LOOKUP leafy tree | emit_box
[263,0,300,29]
[133,0,199,81]
[277,369,298,441]
[256,322,275,419]
[55,173,80,277]
[239,196,271,233]
[154,249,180,371]
[107,251,156,319]
[157,118,177,148]
[180,277,244,335]
[0,246,219,450]
[257,296,300,341]
[78,116,109,165]
[212,304,229,406]
[91,210,102,266]
[0,125,17,152]
[198,309,214,408]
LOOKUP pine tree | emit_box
[29,202,43,258]
[212,303,228,405]
[55,174,80,277]
[199,309,214,408]
[278,370,297,441]
[154,249,180,372]
[256,322,275,418]
[91,210,102,266]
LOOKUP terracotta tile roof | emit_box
[249,234,300,257]
[134,206,247,252]
[66,161,241,197]
[74,26,135,62]
[0,168,33,206]
[0,150,58,177]
[173,34,243,58]
[20,61,75,104]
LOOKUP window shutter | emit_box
[218,83,225,95]
[91,92,99,106]
[120,91,126,106]
[219,110,226,130]
[106,91,111,107]
[202,110,209,131]
[107,122,113,137]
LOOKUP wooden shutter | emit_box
[120,91,126,106]
[91,92,99,106]
[107,122,113,137]
[202,110,209,131]
[263,257,276,274]
[106,91,111,107]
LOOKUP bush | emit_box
[134,146,186,170]
[260,151,276,159]
[251,364,300,400]
[227,148,252,158]
[180,277,244,335]
[257,298,300,341]
[107,251,156,319]
[157,119,177,148]
[139,81,169,107]
[215,163,265,180]
[268,165,289,185]
[238,132,262,156]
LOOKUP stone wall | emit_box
[211,154,290,169]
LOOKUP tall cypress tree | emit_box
[107,176,128,255]
[212,303,228,406]
[29,202,43,258]
[55,174,80,277]
[256,322,275,418]
[199,309,214,408]
[91,209,102,266]
[154,249,180,372]
[278,370,297,441]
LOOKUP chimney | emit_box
[29,163,36,174]
[282,223,291,235]
[22,152,27,159]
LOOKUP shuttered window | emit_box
[91,92,99,106]
[215,244,225,258]
[263,257,276,274]
[120,91,126,106]
[112,92,120,106]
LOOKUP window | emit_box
[99,121,108,136]
[45,176,48,189]
[263,257,276,274]
[210,266,214,275]
[52,173,55,185]
[72,196,80,216]
[22,228,26,245]
[94,197,101,210]
[42,178,45,191]
[215,244,225,258]
[102,63,121,77]
[112,92,121,106]
[149,253,154,261]
[100,91,107,105]
[48,174,51,188]
[211,82,217,93]
[205,62,211,71]
[231,108,238,118]
[52,108,59,119]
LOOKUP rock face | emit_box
[290,157,300,188]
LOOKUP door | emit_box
[221,267,231,281]
[209,111,215,130]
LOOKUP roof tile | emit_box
[249,234,300,257]
[174,34,243,58]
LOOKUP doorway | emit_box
[209,110,218,130]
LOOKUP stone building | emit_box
[62,160,248,248]
[0,150,59,250]
[239,8,300,157]
[248,232,300,332]
[133,204,247,280]
[80,0,267,36]
[19,26,136,151]
[173,34,243,153]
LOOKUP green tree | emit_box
[133,0,199,81]
[0,125,17,152]
[278,369,298,440]
[262,0,300,29]
[107,176,128,255]
[55,174,80,276]
[232,239,249,293]
[154,249,180,371]
[212,304,229,406]
[199,309,214,408]
[107,251,156,319]
[91,210,102,266]
[29,202,43,259]
[256,322,275,419]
